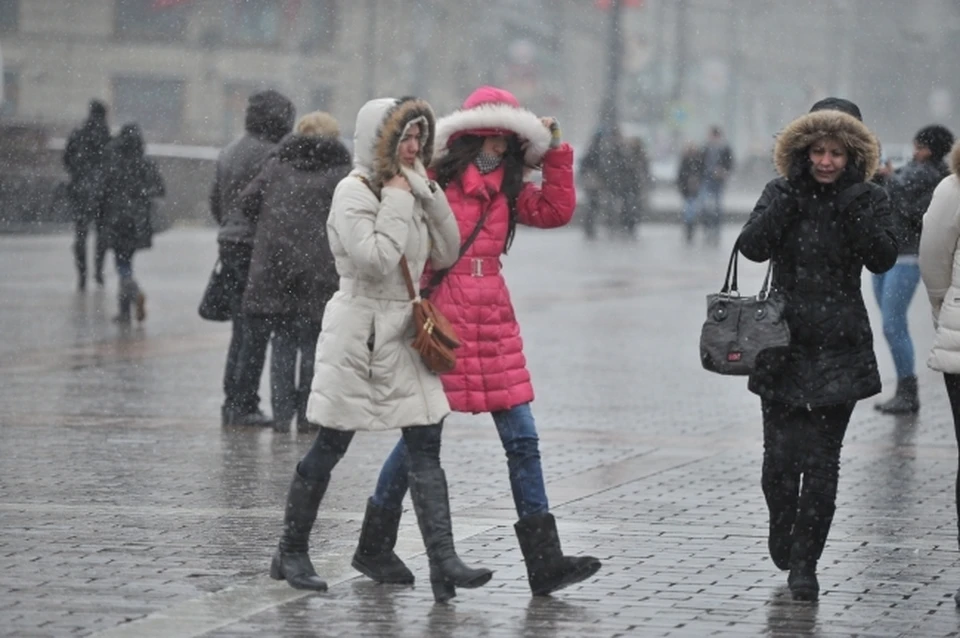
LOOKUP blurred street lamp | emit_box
[599,0,623,130]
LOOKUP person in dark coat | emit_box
[678,142,704,243]
[873,124,954,414]
[737,97,897,601]
[209,89,295,427]
[698,125,734,245]
[236,112,351,433]
[63,99,111,290]
[101,123,165,324]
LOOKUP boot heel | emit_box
[269,552,284,580]
[431,578,456,603]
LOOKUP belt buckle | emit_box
[471,258,483,277]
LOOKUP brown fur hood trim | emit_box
[949,140,960,177]
[350,97,435,191]
[774,110,880,181]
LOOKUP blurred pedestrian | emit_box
[100,123,164,324]
[918,138,960,608]
[63,99,110,290]
[621,136,651,237]
[270,97,492,603]
[237,112,351,433]
[738,98,897,601]
[874,124,954,414]
[352,86,601,597]
[579,127,628,238]
[210,89,295,427]
[677,142,704,243]
[698,125,734,245]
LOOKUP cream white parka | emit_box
[305,97,460,430]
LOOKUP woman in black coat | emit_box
[101,123,165,323]
[236,112,351,432]
[738,98,897,601]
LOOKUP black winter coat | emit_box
[239,134,351,323]
[63,115,110,219]
[885,159,949,255]
[738,110,898,408]
[101,125,165,256]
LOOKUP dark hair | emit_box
[915,124,955,163]
[431,134,526,253]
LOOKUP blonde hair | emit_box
[295,111,340,137]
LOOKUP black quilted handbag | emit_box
[700,241,790,376]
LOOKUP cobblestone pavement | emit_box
[2,224,959,637]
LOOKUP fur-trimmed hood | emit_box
[774,110,880,182]
[276,133,351,172]
[351,97,435,189]
[949,140,960,177]
[434,104,553,166]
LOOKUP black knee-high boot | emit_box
[351,498,414,584]
[270,467,330,591]
[514,512,601,596]
[409,468,493,602]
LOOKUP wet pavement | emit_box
[2,224,959,637]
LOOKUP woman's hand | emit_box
[384,173,411,192]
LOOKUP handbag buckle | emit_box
[471,258,483,277]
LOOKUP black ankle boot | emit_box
[409,468,493,602]
[787,559,819,601]
[875,376,919,414]
[351,498,414,584]
[514,512,601,596]
[270,468,330,591]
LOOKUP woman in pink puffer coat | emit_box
[349,86,602,597]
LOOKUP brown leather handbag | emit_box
[400,255,461,373]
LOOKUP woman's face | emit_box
[481,135,509,158]
[398,123,421,168]
[808,137,849,184]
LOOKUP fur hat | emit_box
[295,111,340,138]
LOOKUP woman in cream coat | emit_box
[919,140,960,607]
[270,97,493,603]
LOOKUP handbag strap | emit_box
[399,255,419,302]
[724,238,776,298]
[421,205,492,298]
[721,241,740,295]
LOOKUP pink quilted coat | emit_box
[424,144,576,413]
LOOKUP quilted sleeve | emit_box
[516,143,576,229]
[331,179,413,278]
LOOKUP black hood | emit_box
[276,134,351,172]
[245,90,296,143]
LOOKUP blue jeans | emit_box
[697,181,724,243]
[370,402,550,519]
[872,261,921,380]
[115,252,133,279]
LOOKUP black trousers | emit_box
[219,242,259,412]
[942,374,960,547]
[297,423,444,481]
[73,215,107,282]
[233,314,322,426]
[761,399,856,564]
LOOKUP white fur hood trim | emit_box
[434,104,553,166]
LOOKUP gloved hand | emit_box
[540,116,562,149]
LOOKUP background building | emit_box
[1,0,960,167]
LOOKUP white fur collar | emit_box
[434,103,553,166]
